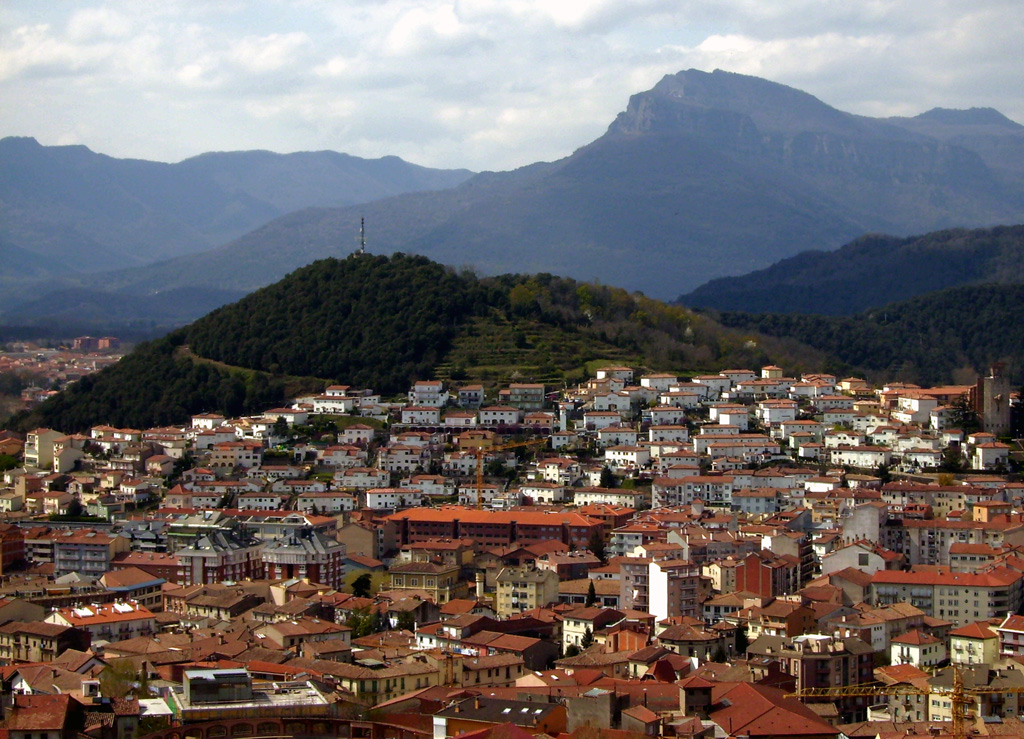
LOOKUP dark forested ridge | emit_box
[711,283,1024,385]
[13,253,833,432]
[14,254,480,432]
[679,224,1024,314]
[186,254,488,391]
[12,333,299,433]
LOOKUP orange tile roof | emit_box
[891,629,940,646]
[387,506,600,527]
[53,602,155,625]
[871,568,1021,588]
[876,663,930,683]
[949,621,997,640]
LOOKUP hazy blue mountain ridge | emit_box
[7,68,1024,328]
[0,136,473,277]
[679,224,1024,314]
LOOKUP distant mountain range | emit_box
[680,225,1024,314]
[0,135,472,281]
[6,68,1024,329]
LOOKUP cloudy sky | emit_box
[1,1,1021,172]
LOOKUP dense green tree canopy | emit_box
[714,283,1024,385]
[187,253,489,390]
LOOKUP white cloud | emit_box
[66,7,131,41]
[176,62,216,89]
[314,55,350,78]
[0,0,1021,170]
[229,31,311,73]
[0,23,111,80]
[382,3,489,56]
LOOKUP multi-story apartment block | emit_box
[746,634,874,722]
[0,524,24,574]
[377,443,430,473]
[927,665,1024,723]
[828,602,925,653]
[619,558,652,613]
[22,525,57,566]
[495,566,559,617]
[610,523,666,558]
[0,621,90,663]
[335,467,390,490]
[46,601,156,643]
[24,428,63,470]
[734,551,801,599]
[261,529,348,590]
[409,380,448,407]
[996,613,1024,658]
[366,487,423,510]
[731,488,784,516]
[882,518,1024,567]
[871,568,1023,626]
[652,476,734,508]
[561,607,624,652]
[210,441,264,469]
[175,530,264,585]
[647,559,701,621]
[743,599,817,639]
[52,529,131,579]
[294,491,356,514]
[387,507,603,549]
[949,621,999,665]
[498,383,546,410]
[389,560,465,605]
[881,483,997,519]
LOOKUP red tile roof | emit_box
[871,568,1021,588]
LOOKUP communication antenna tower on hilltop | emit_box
[354,216,367,256]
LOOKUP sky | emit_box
[1,1,1021,173]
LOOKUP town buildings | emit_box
[2,362,1023,739]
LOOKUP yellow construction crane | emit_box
[790,665,1024,739]
[473,436,549,509]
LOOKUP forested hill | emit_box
[12,253,831,432]
[679,224,1024,314]
[712,283,1024,385]
[14,254,482,432]
[186,254,484,391]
